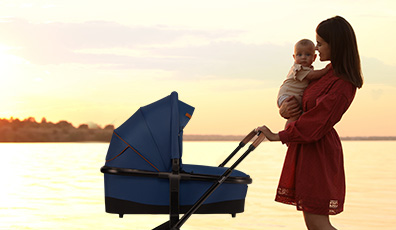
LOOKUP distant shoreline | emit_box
[0,134,395,143]
[0,117,395,142]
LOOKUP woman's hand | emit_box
[256,125,280,141]
[279,96,301,119]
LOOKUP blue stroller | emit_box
[100,92,265,229]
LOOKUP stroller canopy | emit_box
[105,92,195,172]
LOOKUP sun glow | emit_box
[0,44,25,77]
[0,45,10,74]
[0,44,26,119]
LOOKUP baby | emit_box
[277,39,330,126]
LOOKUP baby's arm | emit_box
[305,64,331,80]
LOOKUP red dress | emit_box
[277,67,356,215]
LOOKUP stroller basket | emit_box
[100,92,265,230]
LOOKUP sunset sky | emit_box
[0,0,395,136]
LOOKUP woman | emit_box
[257,16,363,230]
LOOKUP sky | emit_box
[0,0,395,136]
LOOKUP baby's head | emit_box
[293,39,317,67]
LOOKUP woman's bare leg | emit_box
[303,212,337,230]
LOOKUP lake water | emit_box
[1,141,395,229]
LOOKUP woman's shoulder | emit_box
[328,70,356,89]
[306,70,356,97]
[326,72,357,99]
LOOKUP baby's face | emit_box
[293,44,316,67]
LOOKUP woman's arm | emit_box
[279,81,356,144]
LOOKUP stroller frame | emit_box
[101,129,265,230]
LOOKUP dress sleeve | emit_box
[279,81,356,144]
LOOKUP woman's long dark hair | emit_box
[316,16,363,88]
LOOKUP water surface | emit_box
[1,141,395,229]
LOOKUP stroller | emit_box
[101,92,265,229]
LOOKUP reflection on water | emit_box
[0,141,396,229]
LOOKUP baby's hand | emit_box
[279,96,301,119]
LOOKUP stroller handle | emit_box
[218,129,265,168]
[252,132,266,148]
[241,129,258,145]
[218,129,262,168]
[164,128,266,230]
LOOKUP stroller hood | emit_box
[105,92,195,172]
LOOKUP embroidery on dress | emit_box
[329,200,338,209]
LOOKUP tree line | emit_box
[1,117,394,142]
[0,117,114,142]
